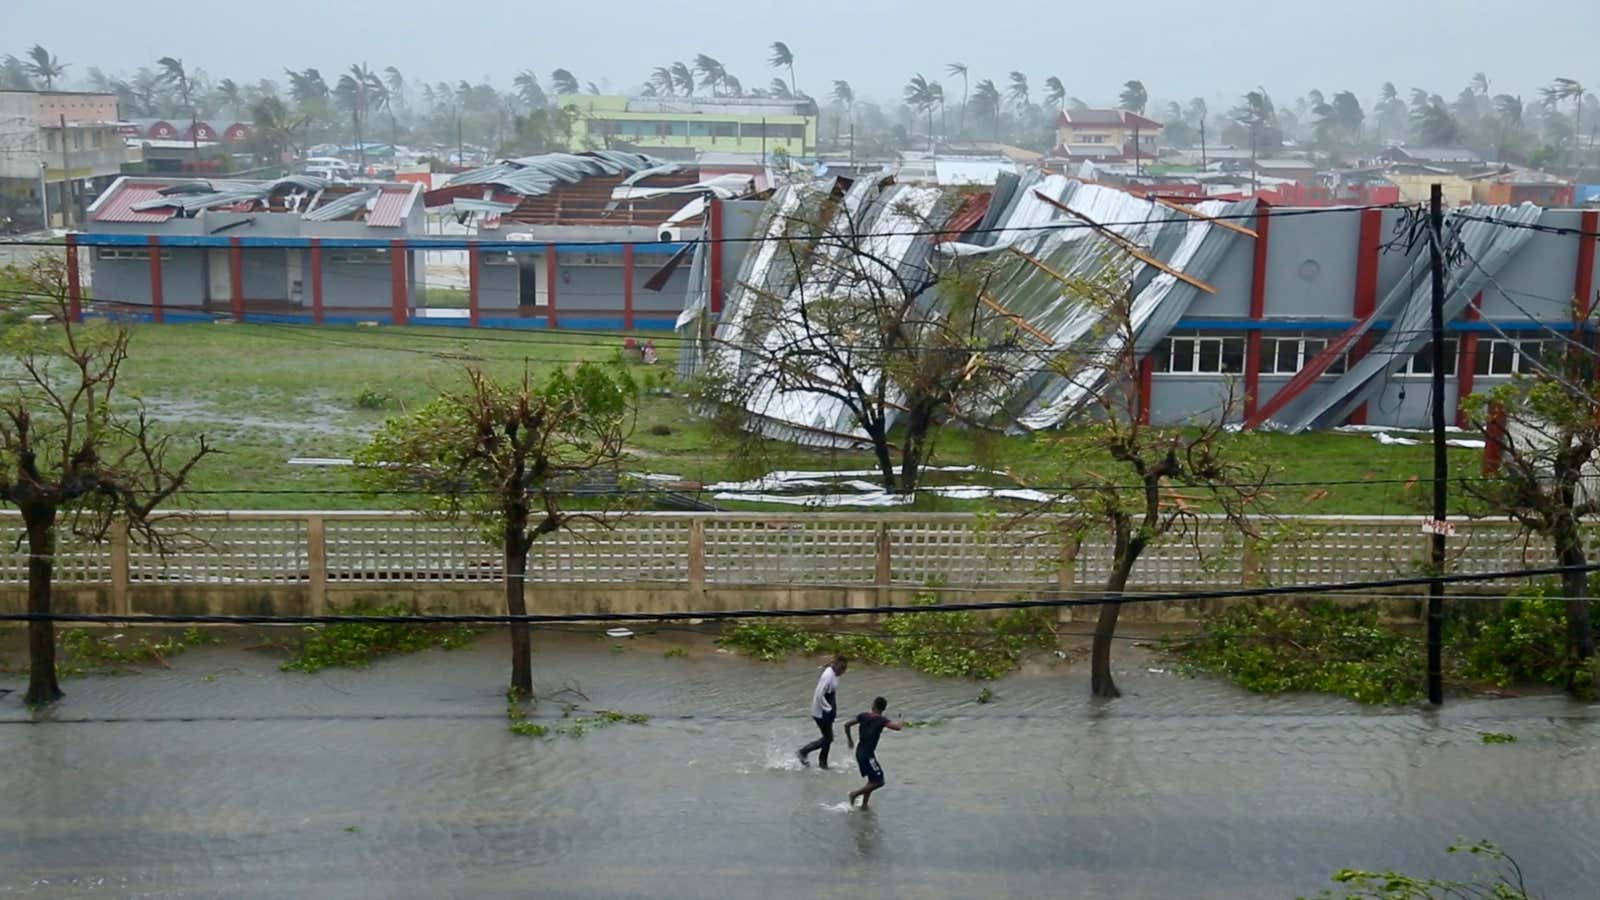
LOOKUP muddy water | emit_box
[2,631,1598,899]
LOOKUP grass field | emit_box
[100,322,1480,513]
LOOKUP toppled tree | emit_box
[1037,267,1272,698]
[0,257,215,705]
[357,362,635,697]
[1462,325,1599,695]
[701,187,1023,492]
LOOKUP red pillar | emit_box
[1241,200,1271,421]
[64,233,81,322]
[309,239,324,325]
[622,243,635,330]
[1482,402,1505,476]
[1137,356,1153,426]
[1456,295,1481,429]
[388,239,407,325]
[228,237,245,322]
[708,197,724,315]
[1575,209,1598,321]
[467,243,482,328]
[545,243,558,329]
[146,236,164,323]
[1346,208,1383,426]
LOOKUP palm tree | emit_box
[24,45,65,91]
[1493,93,1524,161]
[1007,71,1029,110]
[249,96,304,164]
[670,62,695,98]
[650,66,675,98]
[158,57,200,155]
[972,78,1002,140]
[904,74,938,150]
[1119,79,1148,115]
[1410,91,1460,146]
[515,70,547,108]
[1541,77,1586,168]
[384,67,406,109]
[930,82,946,139]
[722,74,742,97]
[550,69,579,96]
[1,55,34,91]
[946,62,969,135]
[335,64,380,169]
[215,79,243,118]
[768,41,796,96]
[769,78,793,100]
[693,54,725,97]
[1472,72,1490,98]
[1044,76,1066,110]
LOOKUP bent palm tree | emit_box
[693,54,725,97]
[550,68,579,96]
[650,66,675,98]
[905,74,937,150]
[1044,76,1066,110]
[768,41,796,96]
[1007,71,1029,110]
[1542,77,1586,168]
[973,78,1001,140]
[25,45,65,91]
[946,62,969,134]
[670,62,695,98]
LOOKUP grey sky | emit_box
[7,0,1598,108]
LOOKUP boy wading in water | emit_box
[798,655,848,769]
[845,696,904,808]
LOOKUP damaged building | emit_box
[680,170,1598,438]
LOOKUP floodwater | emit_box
[2,629,1598,899]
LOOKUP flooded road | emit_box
[2,630,1598,898]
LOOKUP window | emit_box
[93,129,104,148]
[1260,332,1348,375]
[1474,337,1550,377]
[1077,134,1107,144]
[96,247,172,261]
[46,132,56,151]
[1152,332,1246,374]
[72,130,83,150]
[326,250,388,265]
[1399,339,1458,377]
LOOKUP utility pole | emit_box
[1200,118,1207,169]
[38,161,49,230]
[456,115,464,170]
[1133,121,1142,177]
[58,114,70,228]
[849,122,855,168]
[1426,182,1448,706]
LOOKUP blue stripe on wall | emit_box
[75,233,687,254]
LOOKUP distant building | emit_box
[558,95,817,157]
[84,175,426,317]
[0,90,126,227]
[1468,168,1574,207]
[1375,146,1485,174]
[1054,109,1162,162]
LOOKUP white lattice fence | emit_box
[0,521,110,584]
[888,518,1057,587]
[529,517,692,583]
[325,517,499,582]
[705,518,879,585]
[130,518,308,584]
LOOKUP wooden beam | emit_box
[1031,190,1216,295]
[979,290,1056,344]
[1150,196,1258,238]
[1006,245,1076,288]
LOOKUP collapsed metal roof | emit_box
[680,172,1255,445]
[443,151,674,197]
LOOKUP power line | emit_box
[0,560,1593,627]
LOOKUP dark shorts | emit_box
[857,753,884,784]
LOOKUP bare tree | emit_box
[702,191,1023,493]
[357,362,635,697]
[1036,267,1271,698]
[0,257,215,705]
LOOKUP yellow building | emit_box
[1054,109,1163,159]
[558,95,817,156]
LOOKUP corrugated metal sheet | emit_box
[365,186,413,228]
[92,183,178,223]
[303,188,379,222]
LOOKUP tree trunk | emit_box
[1557,535,1596,692]
[24,507,62,706]
[865,422,896,492]
[1091,558,1135,699]
[898,404,934,492]
[504,524,532,697]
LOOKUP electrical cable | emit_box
[0,560,1595,626]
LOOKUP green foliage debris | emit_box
[715,592,1056,680]
[280,604,477,673]
[1479,732,1518,744]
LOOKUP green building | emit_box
[558,95,817,156]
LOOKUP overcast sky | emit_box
[7,0,1599,107]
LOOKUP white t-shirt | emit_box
[810,665,839,718]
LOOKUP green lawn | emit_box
[104,322,1481,513]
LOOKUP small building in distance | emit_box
[557,95,817,158]
[1468,168,1574,207]
[83,174,426,317]
[1054,109,1163,162]
[0,90,127,227]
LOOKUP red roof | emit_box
[366,185,413,228]
[92,182,177,223]
[1056,109,1163,130]
[936,191,992,243]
